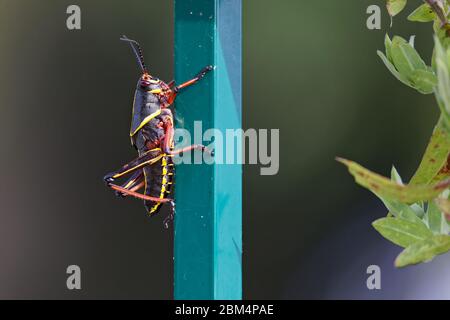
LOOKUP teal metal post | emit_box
[174,0,242,299]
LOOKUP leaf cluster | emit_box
[339,0,450,267]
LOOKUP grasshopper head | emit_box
[140,73,159,88]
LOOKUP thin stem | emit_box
[425,0,448,26]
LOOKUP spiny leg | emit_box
[169,144,214,156]
[114,169,144,197]
[160,113,214,156]
[109,184,173,203]
[104,151,171,202]
[172,65,214,92]
[103,150,164,185]
[130,181,145,193]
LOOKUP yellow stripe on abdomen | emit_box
[149,155,169,215]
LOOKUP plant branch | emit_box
[425,0,448,26]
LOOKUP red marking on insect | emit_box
[110,184,172,202]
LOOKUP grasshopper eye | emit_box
[140,74,151,87]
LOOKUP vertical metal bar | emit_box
[174,0,242,299]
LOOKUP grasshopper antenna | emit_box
[120,35,148,74]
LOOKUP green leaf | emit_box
[410,118,450,185]
[432,167,450,184]
[410,203,426,219]
[436,198,450,216]
[385,34,393,62]
[408,69,437,94]
[377,51,414,89]
[391,36,427,77]
[407,3,436,22]
[378,48,434,94]
[337,157,450,203]
[379,185,426,219]
[434,94,450,136]
[377,195,424,221]
[424,201,449,234]
[395,235,450,267]
[373,217,433,248]
[435,36,450,114]
[387,0,407,17]
[434,20,450,50]
[391,166,403,184]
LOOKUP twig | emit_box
[425,0,448,26]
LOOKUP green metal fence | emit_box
[174,0,242,300]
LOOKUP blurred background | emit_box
[1,0,450,299]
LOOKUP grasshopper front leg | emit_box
[168,65,214,92]
[158,109,214,156]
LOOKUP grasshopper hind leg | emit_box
[115,169,144,197]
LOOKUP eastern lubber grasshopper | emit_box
[104,35,213,228]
